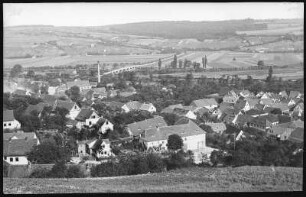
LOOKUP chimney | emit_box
[97,61,101,84]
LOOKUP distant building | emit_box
[3,110,21,130]
[126,116,167,137]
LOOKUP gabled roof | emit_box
[250,114,279,126]
[56,100,77,111]
[260,98,274,106]
[67,80,91,89]
[3,138,38,156]
[173,108,192,116]
[93,87,106,94]
[3,110,16,122]
[245,109,266,116]
[174,117,191,125]
[127,116,167,136]
[219,102,234,112]
[288,128,304,143]
[234,100,246,111]
[3,132,37,140]
[289,91,301,99]
[142,120,206,142]
[245,98,259,107]
[191,98,218,108]
[124,101,142,111]
[13,89,27,95]
[279,91,288,98]
[235,114,254,125]
[161,104,183,114]
[75,108,96,121]
[254,103,265,111]
[41,94,57,106]
[103,101,124,109]
[270,103,290,112]
[205,122,227,131]
[140,103,155,111]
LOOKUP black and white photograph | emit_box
[3,2,304,193]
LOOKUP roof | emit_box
[124,101,142,111]
[254,103,265,111]
[93,87,106,94]
[205,122,227,131]
[75,108,95,121]
[142,120,206,142]
[250,114,279,126]
[291,120,304,128]
[24,102,49,115]
[41,94,57,105]
[13,89,27,95]
[173,108,191,117]
[260,98,274,106]
[56,100,77,111]
[161,104,183,114]
[174,117,191,125]
[127,116,168,136]
[3,110,16,122]
[104,101,124,109]
[67,80,91,89]
[140,103,155,111]
[288,128,304,143]
[219,102,234,112]
[3,138,38,156]
[191,98,218,108]
[235,114,254,125]
[234,100,246,111]
[245,98,259,107]
[294,103,304,111]
[270,103,290,112]
[4,132,37,140]
[279,91,288,98]
[289,91,301,99]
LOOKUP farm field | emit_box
[3,166,302,193]
[159,67,303,81]
[3,54,173,69]
[236,26,303,36]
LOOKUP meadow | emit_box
[3,166,303,193]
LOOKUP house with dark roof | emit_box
[24,102,49,117]
[205,122,227,134]
[54,100,81,120]
[161,104,184,114]
[268,121,303,140]
[249,114,279,132]
[96,118,114,134]
[172,108,197,120]
[288,128,304,143]
[3,110,21,130]
[75,108,100,129]
[3,132,40,165]
[223,90,240,104]
[190,98,218,110]
[126,116,167,137]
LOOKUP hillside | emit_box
[3,166,303,193]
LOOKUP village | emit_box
[3,56,304,178]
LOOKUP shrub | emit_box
[66,165,85,178]
[132,154,149,175]
[146,153,166,173]
[29,168,50,178]
[164,151,187,170]
[48,161,67,178]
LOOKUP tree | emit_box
[266,66,273,82]
[257,60,265,69]
[10,64,22,78]
[167,134,183,151]
[173,54,177,69]
[27,70,35,78]
[49,160,67,178]
[27,139,71,164]
[68,86,81,102]
[185,73,194,87]
[158,58,162,70]
[178,60,183,68]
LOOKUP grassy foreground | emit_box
[3,166,302,193]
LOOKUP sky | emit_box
[3,3,304,27]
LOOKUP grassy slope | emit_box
[3,166,302,193]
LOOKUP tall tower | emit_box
[97,61,101,83]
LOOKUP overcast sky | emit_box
[3,3,304,27]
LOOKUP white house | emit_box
[75,108,100,129]
[190,98,218,111]
[54,100,81,120]
[48,86,59,95]
[122,101,156,113]
[3,132,40,165]
[98,118,114,134]
[3,110,21,130]
[92,139,113,158]
[139,103,157,113]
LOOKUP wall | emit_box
[3,120,21,130]
[4,156,28,165]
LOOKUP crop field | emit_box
[3,166,302,193]
[236,26,303,36]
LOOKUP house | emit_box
[288,98,302,107]
[75,108,100,129]
[161,104,184,114]
[12,89,31,96]
[3,132,40,165]
[268,122,299,140]
[249,114,279,132]
[47,86,58,95]
[122,101,156,113]
[260,98,275,106]
[126,116,168,137]
[92,87,107,99]
[190,98,218,110]
[292,103,304,117]
[235,130,246,141]
[289,91,302,99]
[245,109,268,117]
[67,80,92,91]
[279,91,288,99]
[40,94,58,106]
[24,102,49,117]
[270,103,290,115]
[54,100,81,120]
[140,120,212,164]
[174,117,191,125]
[172,108,197,120]
[240,90,253,98]
[102,101,124,111]
[139,103,157,113]
[288,128,304,143]
[90,139,113,158]
[223,90,240,104]
[256,91,265,98]
[77,139,96,157]
[97,118,114,134]
[3,110,21,130]
[107,89,118,98]
[233,114,254,128]
[205,122,226,134]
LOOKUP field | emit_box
[3,166,302,193]
[236,26,303,36]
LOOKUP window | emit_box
[4,156,7,160]
[15,157,19,162]
[80,150,83,153]
[10,158,13,162]
[92,115,95,119]
[8,123,11,126]
[4,123,6,127]
[75,106,77,109]
[89,121,92,125]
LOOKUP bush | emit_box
[66,165,85,178]
[29,168,50,178]
[48,161,67,178]
[146,153,166,173]
[164,151,188,170]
